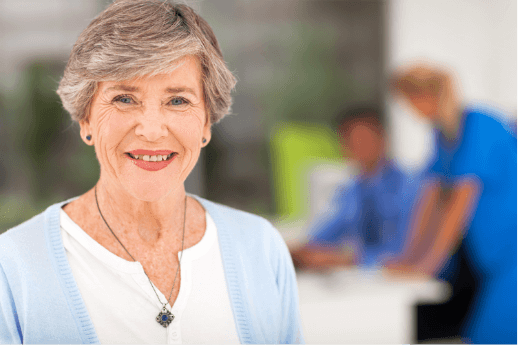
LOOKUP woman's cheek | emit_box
[95,109,129,172]
[172,118,205,148]
[409,95,439,119]
[93,107,117,137]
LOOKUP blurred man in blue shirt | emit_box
[291,107,422,269]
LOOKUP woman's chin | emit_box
[114,164,186,202]
[121,182,175,202]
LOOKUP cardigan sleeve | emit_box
[0,262,23,344]
[269,226,305,344]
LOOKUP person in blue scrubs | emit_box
[391,64,517,344]
[291,107,422,270]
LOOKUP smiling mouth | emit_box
[125,152,177,162]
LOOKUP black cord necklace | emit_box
[94,185,186,328]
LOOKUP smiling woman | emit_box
[0,1,303,344]
[84,58,211,201]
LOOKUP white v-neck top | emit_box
[60,209,240,344]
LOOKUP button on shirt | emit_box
[60,209,240,344]
[308,162,422,266]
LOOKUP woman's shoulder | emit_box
[0,199,72,260]
[196,196,270,224]
[193,196,295,283]
[0,208,47,248]
[465,105,516,140]
[0,204,57,292]
[192,195,285,246]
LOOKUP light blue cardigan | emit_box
[0,196,304,344]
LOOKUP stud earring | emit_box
[86,135,92,141]
[202,138,207,144]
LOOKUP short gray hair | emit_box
[57,0,237,124]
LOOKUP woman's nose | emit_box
[134,107,168,141]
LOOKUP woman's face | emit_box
[406,93,439,120]
[80,56,211,201]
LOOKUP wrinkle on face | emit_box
[91,98,124,179]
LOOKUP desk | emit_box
[297,268,450,343]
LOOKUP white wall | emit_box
[386,0,517,172]
[0,0,100,91]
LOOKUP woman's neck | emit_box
[94,178,187,246]
[437,92,464,140]
[439,110,463,140]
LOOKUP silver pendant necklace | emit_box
[94,186,186,328]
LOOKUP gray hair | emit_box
[57,0,237,124]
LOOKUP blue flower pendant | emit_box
[156,308,174,328]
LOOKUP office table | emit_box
[297,268,450,343]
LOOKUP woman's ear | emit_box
[201,121,212,147]
[79,119,94,146]
[201,111,212,147]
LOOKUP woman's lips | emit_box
[126,150,177,172]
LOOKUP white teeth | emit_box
[129,153,173,161]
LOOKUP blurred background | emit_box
[0,0,515,343]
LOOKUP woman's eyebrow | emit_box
[102,85,198,97]
[104,85,140,93]
[165,87,197,96]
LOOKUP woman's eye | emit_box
[170,97,187,106]
[113,95,134,104]
[119,97,132,104]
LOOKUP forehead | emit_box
[350,124,378,136]
[97,56,203,93]
[340,119,382,138]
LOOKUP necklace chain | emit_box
[94,186,186,311]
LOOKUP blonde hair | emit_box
[57,0,237,124]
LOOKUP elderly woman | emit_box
[0,1,303,344]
